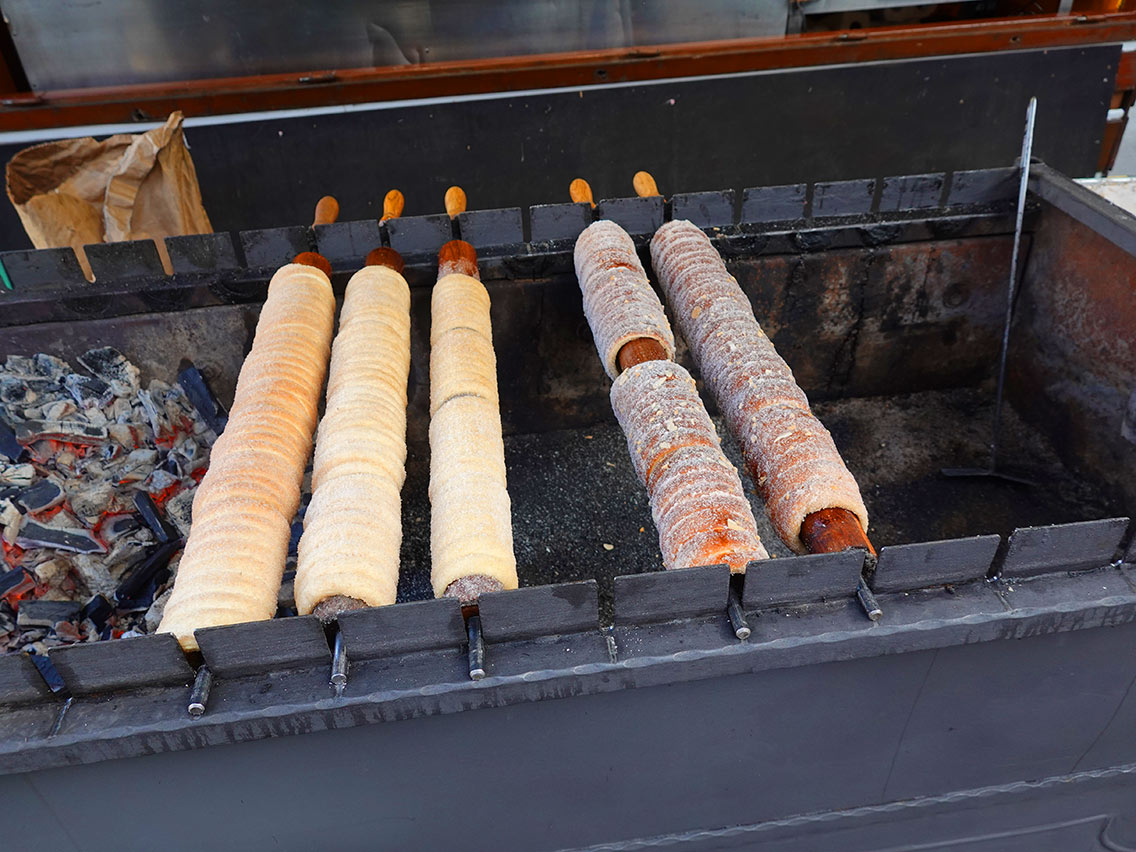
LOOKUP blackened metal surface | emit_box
[529,201,593,243]
[613,564,730,624]
[872,534,1001,592]
[337,598,464,659]
[999,518,1130,579]
[84,240,165,280]
[479,580,598,642]
[878,172,947,211]
[947,166,1018,206]
[195,615,330,678]
[457,207,525,252]
[239,226,310,268]
[0,246,88,288]
[741,182,808,223]
[0,652,52,706]
[312,219,382,268]
[671,190,735,228]
[596,196,665,235]
[0,48,1116,253]
[743,550,865,608]
[48,634,193,696]
[811,178,877,217]
[1031,162,1136,256]
[165,232,241,274]
[385,213,453,261]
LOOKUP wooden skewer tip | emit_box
[292,251,333,278]
[438,239,479,280]
[365,246,406,274]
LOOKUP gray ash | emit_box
[0,348,216,654]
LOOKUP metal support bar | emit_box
[188,666,213,718]
[467,615,486,681]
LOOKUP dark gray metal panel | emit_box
[457,207,525,251]
[313,219,382,267]
[49,634,193,696]
[948,166,1018,206]
[671,190,735,228]
[196,615,330,677]
[1000,517,1129,579]
[597,196,665,235]
[0,652,52,706]
[741,183,808,222]
[84,240,165,280]
[165,233,241,274]
[744,550,865,609]
[479,580,598,642]
[385,214,453,259]
[529,202,592,243]
[878,172,947,211]
[1031,163,1136,257]
[239,226,310,268]
[872,535,1001,592]
[811,179,876,217]
[0,247,87,289]
[614,564,729,624]
[337,598,464,659]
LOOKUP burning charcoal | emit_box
[83,407,108,427]
[133,491,176,543]
[80,594,114,630]
[0,418,26,462]
[14,478,64,513]
[101,513,141,542]
[17,520,106,554]
[137,389,166,438]
[78,347,140,396]
[32,354,69,380]
[115,538,182,604]
[14,419,108,445]
[43,400,77,421]
[68,483,114,524]
[106,423,134,448]
[27,652,66,692]
[164,488,194,537]
[0,462,34,486]
[116,448,158,482]
[177,361,228,434]
[31,558,69,588]
[16,600,80,629]
[146,468,179,497]
[0,568,34,605]
[63,373,113,409]
[73,554,117,598]
[53,620,83,643]
[0,498,21,544]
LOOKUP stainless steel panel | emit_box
[2,0,787,91]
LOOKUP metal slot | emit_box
[810,178,877,217]
[187,665,213,718]
[239,226,310,268]
[877,172,947,212]
[671,190,736,229]
[946,166,1018,206]
[998,518,1130,580]
[313,219,382,268]
[84,239,166,280]
[336,597,465,660]
[741,183,808,223]
[872,535,1001,593]
[48,633,194,696]
[385,214,453,260]
[477,580,598,643]
[456,207,526,254]
[595,196,664,235]
[528,201,594,243]
[194,615,331,678]
[164,233,241,274]
[0,246,88,290]
[742,550,866,611]
[613,564,730,626]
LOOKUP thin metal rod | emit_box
[856,580,883,622]
[726,582,751,640]
[467,614,486,681]
[990,96,1037,468]
[330,630,348,696]
[188,666,213,718]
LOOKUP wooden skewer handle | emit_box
[800,507,875,556]
[633,171,660,198]
[382,190,405,221]
[312,196,340,227]
[438,239,479,280]
[445,185,467,219]
[569,178,596,208]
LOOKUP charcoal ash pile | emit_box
[0,348,219,656]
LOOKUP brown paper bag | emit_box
[5,111,211,278]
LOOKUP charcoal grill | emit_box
[1,164,1134,851]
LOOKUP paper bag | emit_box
[5,111,211,278]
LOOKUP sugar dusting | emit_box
[651,221,867,552]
